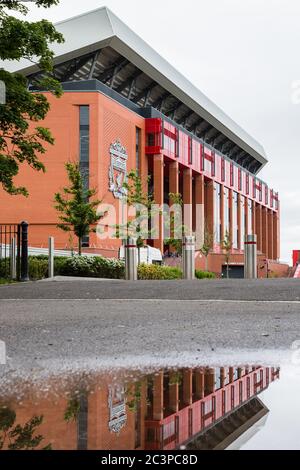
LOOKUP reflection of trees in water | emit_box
[0,407,51,450]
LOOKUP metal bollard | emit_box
[10,237,17,280]
[244,234,257,279]
[48,236,54,279]
[20,221,29,282]
[125,238,137,281]
[182,235,195,280]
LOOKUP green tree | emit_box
[63,397,80,423]
[116,170,155,263]
[221,230,232,279]
[0,406,51,450]
[164,192,188,256]
[54,162,103,256]
[199,223,214,272]
[0,0,64,196]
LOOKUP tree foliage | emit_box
[116,169,155,249]
[54,162,103,255]
[0,406,51,450]
[199,223,214,271]
[164,192,188,255]
[221,230,232,279]
[0,0,64,195]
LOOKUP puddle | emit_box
[0,363,298,450]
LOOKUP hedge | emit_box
[57,256,125,279]
[195,269,216,280]
[0,256,216,281]
[0,255,125,281]
[138,264,182,280]
[138,264,216,280]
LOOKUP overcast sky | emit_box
[8,0,300,263]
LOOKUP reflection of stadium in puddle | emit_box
[0,365,280,450]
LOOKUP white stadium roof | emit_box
[5,6,268,173]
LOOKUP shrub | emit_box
[195,270,216,279]
[0,259,10,278]
[138,264,182,280]
[29,257,48,280]
[55,255,125,280]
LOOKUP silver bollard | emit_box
[48,236,54,279]
[125,238,137,281]
[10,237,17,280]
[244,234,257,279]
[182,235,195,280]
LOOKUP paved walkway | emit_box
[0,277,300,301]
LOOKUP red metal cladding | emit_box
[145,117,279,210]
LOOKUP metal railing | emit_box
[0,222,28,281]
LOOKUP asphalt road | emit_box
[0,277,300,301]
[0,278,300,373]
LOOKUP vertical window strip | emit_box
[136,127,141,175]
[211,151,216,177]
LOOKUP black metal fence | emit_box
[0,222,29,281]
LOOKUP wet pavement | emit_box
[0,363,299,450]
[0,278,300,450]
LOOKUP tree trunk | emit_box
[226,262,229,279]
[205,256,208,272]
[78,237,82,256]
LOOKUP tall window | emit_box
[223,187,230,236]
[232,192,238,249]
[240,195,245,250]
[230,163,234,186]
[247,199,253,235]
[214,183,221,244]
[136,127,141,174]
[238,168,242,191]
[211,152,215,177]
[79,106,90,247]
[221,158,225,182]
[265,186,269,205]
[77,395,88,450]
[200,145,205,171]
[253,178,257,198]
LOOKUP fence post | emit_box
[244,234,257,279]
[48,236,54,279]
[125,237,137,281]
[182,235,195,280]
[20,221,29,282]
[10,237,17,280]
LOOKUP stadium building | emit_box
[0,7,285,277]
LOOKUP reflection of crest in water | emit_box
[108,385,127,434]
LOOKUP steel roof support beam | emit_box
[95,57,129,84]
[88,50,101,79]
[197,123,213,138]
[152,92,171,110]
[236,151,247,164]
[61,54,94,82]
[133,82,157,104]
[115,69,143,93]
[221,141,234,153]
[177,109,195,126]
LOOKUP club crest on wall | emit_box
[109,140,128,199]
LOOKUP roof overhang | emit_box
[3,6,268,173]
